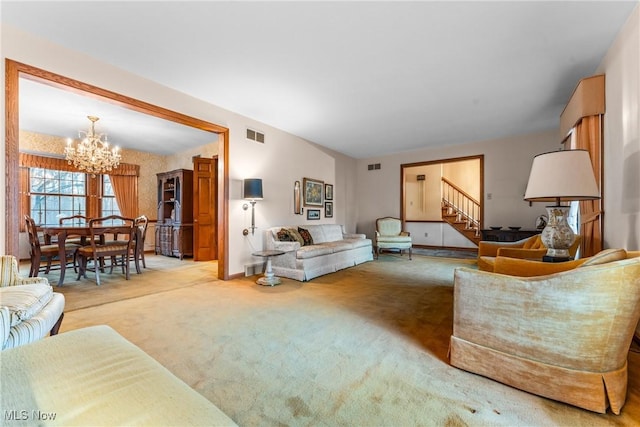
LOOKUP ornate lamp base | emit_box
[541,206,575,259]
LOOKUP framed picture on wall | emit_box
[324,202,333,218]
[307,209,321,220]
[325,184,333,200]
[303,177,324,206]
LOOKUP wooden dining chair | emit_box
[58,214,89,226]
[76,215,136,285]
[134,215,149,269]
[110,215,148,274]
[24,215,80,278]
[58,214,91,245]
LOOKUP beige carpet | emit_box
[20,255,218,311]
[57,254,639,426]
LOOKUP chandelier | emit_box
[64,116,121,175]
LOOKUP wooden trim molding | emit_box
[400,154,484,230]
[560,74,605,140]
[5,59,231,279]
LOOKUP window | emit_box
[29,168,87,226]
[20,153,138,232]
[101,175,121,217]
[25,166,121,226]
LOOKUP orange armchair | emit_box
[478,234,545,258]
[478,235,582,272]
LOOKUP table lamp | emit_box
[523,149,600,260]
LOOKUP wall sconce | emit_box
[242,178,263,236]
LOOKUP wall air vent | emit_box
[246,128,265,143]
[367,163,381,171]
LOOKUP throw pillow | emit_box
[276,228,295,242]
[298,227,314,246]
[286,227,305,246]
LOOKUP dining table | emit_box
[40,225,143,285]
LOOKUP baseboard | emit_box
[413,244,478,253]
[243,262,264,277]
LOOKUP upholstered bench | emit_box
[0,325,236,426]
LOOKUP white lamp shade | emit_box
[523,150,600,203]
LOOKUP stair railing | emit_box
[441,177,481,232]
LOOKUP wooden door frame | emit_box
[5,59,231,279]
[400,154,484,229]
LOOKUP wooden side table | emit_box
[252,250,285,286]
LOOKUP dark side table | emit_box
[542,255,572,263]
[252,250,285,286]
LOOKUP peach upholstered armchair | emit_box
[375,217,412,260]
[450,249,640,414]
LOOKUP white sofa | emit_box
[265,224,373,281]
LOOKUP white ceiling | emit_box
[18,79,218,156]
[3,1,638,159]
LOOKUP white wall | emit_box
[0,25,357,276]
[597,4,640,250]
[356,130,561,246]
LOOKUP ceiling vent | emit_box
[246,128,265,143]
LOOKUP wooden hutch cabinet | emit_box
[155,169,194,259]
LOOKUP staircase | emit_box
[441,178,481,246]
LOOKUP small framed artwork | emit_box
[325,184,333,200]
[303,177,324,206]
[307,209,321,220]
[324,202,333,218]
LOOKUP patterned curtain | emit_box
[573,115,603,257]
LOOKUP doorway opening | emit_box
[5,59,231,279]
